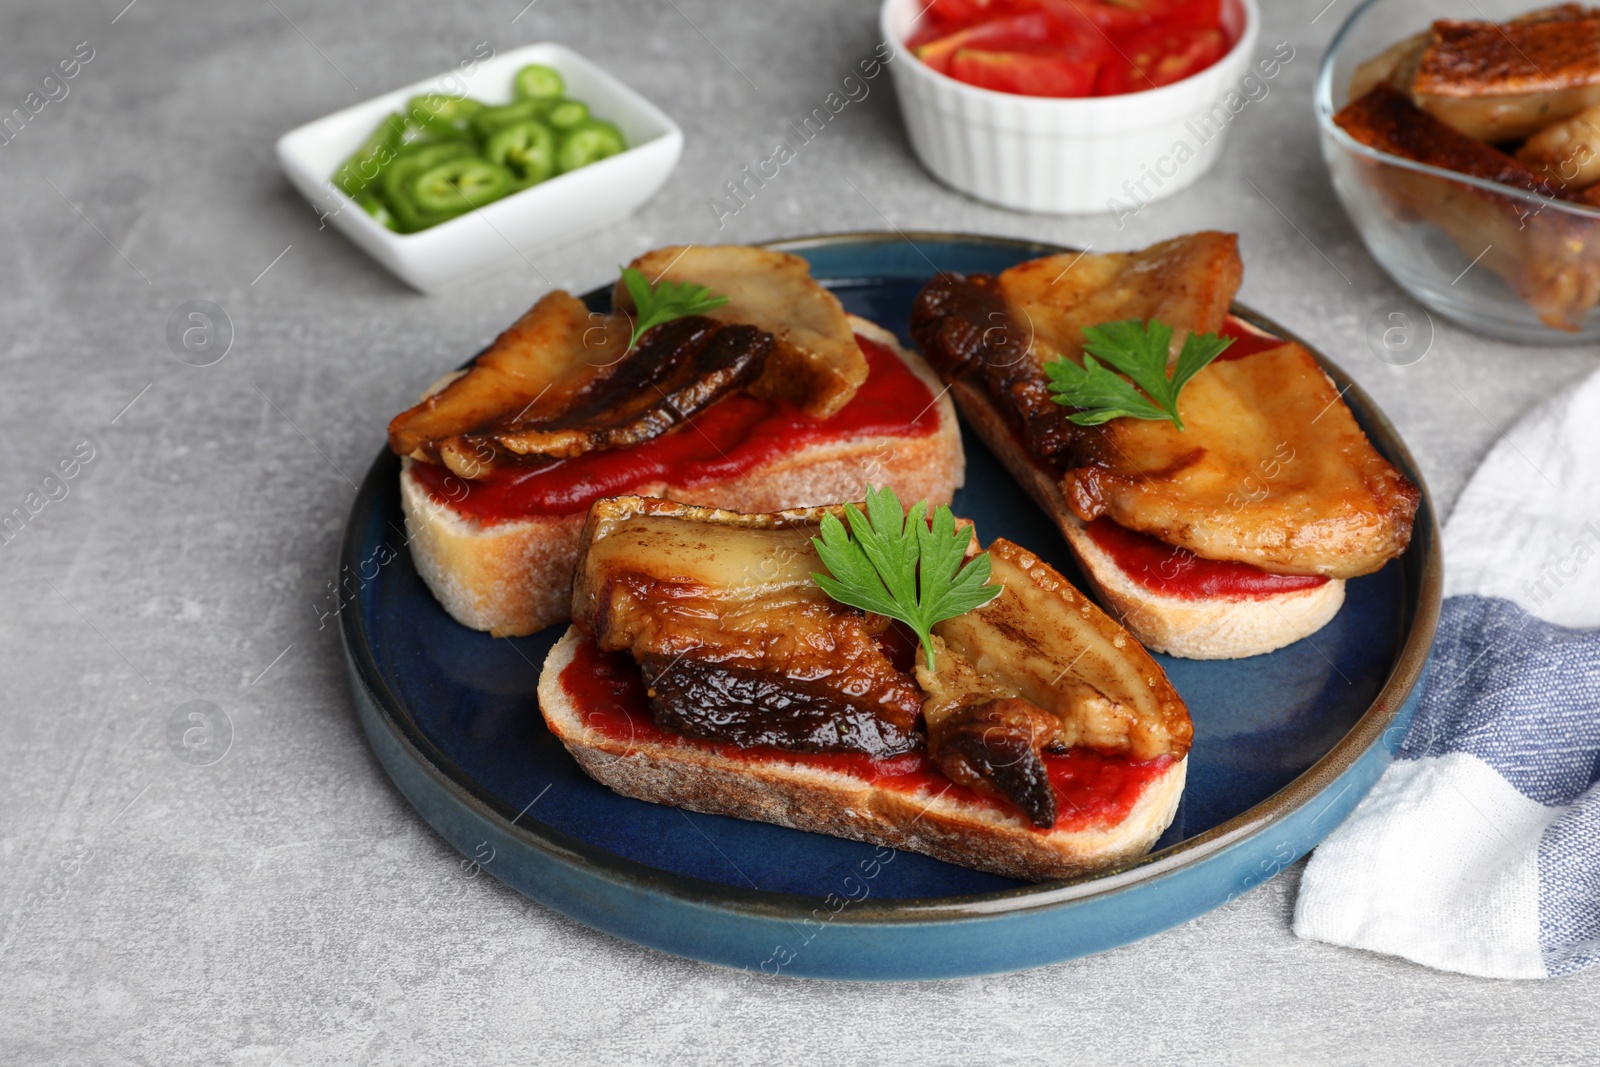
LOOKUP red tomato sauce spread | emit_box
[412,334,938,522]
[1086,517,1329,599]
[559,633,1173,835]
[1217,314,1291,361]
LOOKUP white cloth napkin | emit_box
[1294,367,1600,979]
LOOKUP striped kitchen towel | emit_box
[1294,367,1600,979]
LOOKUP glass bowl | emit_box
[1317,0,1600,343]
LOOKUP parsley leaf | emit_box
[810,486,1000,670]
[619,265,730,350]
[1043,317,1232,430]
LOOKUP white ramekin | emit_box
[881,0,1262,215]
[276,43,682,294]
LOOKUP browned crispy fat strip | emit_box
[1348,31,1428,103]
[1412,16,1600,140]
[996,232,1241,367]
[1061,343,1420,579]
[1517,102,1600,189]
[927,697,1063,829]
[392,243,861,474]
[921,539,1192,764]
[1337,84,1571,198]
[912,235,1421,574]
[910,271,1079,470]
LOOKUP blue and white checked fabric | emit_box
[1294,368,1600,979]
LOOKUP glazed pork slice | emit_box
[618,245,869,419]
[1410,15,1600,140]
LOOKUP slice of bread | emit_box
[946,375,1345,660]
[537,628,1187,882]
[400,316,964,636]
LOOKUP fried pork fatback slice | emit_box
[907,233,1243,470]
[1410,16,1600,141]
[570,497,1192,825]
[1336,85,1570,199]
[570,497,923,758]
[618,246,869,419]
[385,289,778,475]
[1063,342,1419,578]
[957,232,1414,577]
[911,233,1419,577]
[931,540,1190,759]
[388,291,630,464]
[916,539,1191,826]
[998,232,1242,365]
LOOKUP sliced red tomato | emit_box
[924,0,1003,25]
[916,7,1110,76]
[949,47,1099,96]
[1095,24,1228,94]
[1060,0,1222,38]
[915,13,1050,73]
[916,11,1107,74]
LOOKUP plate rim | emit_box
[341,229,1443,924]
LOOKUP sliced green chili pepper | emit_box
[355,191,398,231]
[485,120,557,186]
[514,64,564,102]
[332,67,623,233]
[472,98,547,140]
[409,157,514,214]
[379,142,478,232]
[406,93,484,136]
[556,120,626,173]
[543,99,590,131]
[334,112,406,197]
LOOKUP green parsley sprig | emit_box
[1044,317,1232,430]
[810,486,1000,670]
[618,265,730,350]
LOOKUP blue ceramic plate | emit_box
[341,232,1441,980]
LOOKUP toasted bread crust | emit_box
[537,628,1186,882]
[1060,512,1346,660]
[401,317,964,636]
[945,375,1345,660]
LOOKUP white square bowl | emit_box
[276,43,683,294]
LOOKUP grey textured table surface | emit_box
[2,0,1597,1063]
